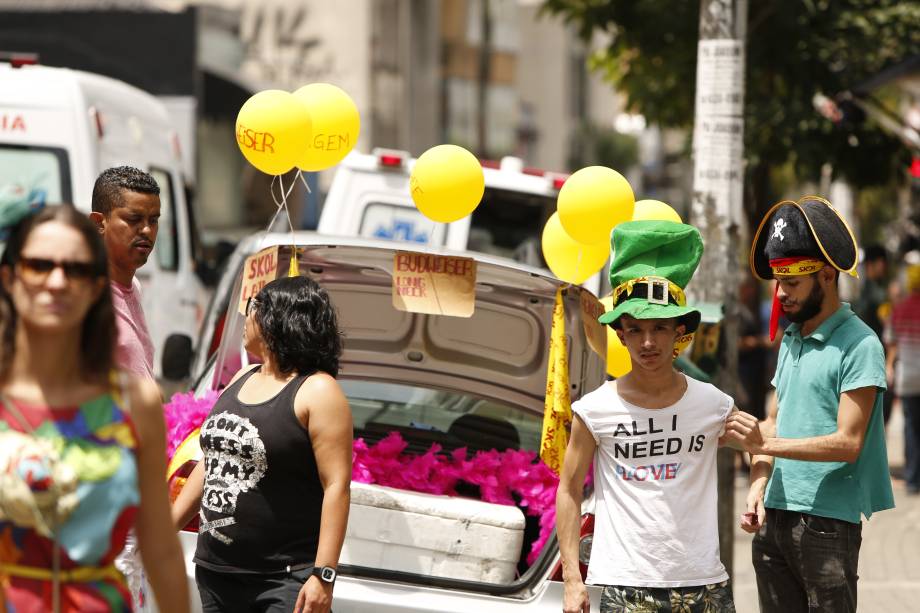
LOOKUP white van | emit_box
[317,149,603,295]
[0,59,208,378]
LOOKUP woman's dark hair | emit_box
[254,275,343,377]
[0,204,115,383]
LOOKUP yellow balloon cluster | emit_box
[236,84,360,175]
[410,145,485,223]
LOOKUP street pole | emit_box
[477,0,492,157]
[690,0,748,580]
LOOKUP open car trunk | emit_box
[191,234,606,598]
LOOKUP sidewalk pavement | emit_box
[731,399,920,613]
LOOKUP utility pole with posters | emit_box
[690,0,748,579]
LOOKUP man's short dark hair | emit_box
[91,166,160,216]
[863,245,888,264]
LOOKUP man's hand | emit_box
[293,576,332,613]
[563,579,591,613]
[740,480,767,534]
[722,411,766,455]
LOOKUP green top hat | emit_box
[598,220,704,333]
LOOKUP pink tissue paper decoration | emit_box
[163,390,219,457]
[162,391,579,568]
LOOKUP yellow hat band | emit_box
[613,276,687,308]
[769,258,826,276]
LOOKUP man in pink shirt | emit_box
[90,166,162,610]
[90,166,160,381]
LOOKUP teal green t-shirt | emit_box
[765,303,895,523]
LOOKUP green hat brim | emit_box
[598,298,702,333]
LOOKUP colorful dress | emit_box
[0,390,141,612]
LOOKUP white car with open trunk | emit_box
[163,232,604,612]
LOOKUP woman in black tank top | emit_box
[172,276,352,613]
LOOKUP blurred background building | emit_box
[0,0,691,241]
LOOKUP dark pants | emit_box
[903,395,920,492]
[599,580,735,612]
[752,508,861,613]
[196,565,314,613]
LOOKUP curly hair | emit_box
[253,276,343,377]
[0,205,115,383]
[91,166,160,216]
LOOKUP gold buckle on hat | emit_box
[645,276,670,305]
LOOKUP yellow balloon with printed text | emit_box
[541,213,610,284]
[600,295,632,377]
[557,166,635,244]
[236,90,312,175]
[632,199,682,223]
[410,145,485,223]
[293,83,360,171]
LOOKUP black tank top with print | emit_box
[194,367,323,573]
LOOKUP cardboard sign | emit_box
[579,289,607,358]
[392,251,477,317]
[238,246,279,315]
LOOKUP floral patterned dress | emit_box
[0,390,141,612]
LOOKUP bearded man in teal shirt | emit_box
[723,196,894,613]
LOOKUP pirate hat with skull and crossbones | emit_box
[750,195,859,339]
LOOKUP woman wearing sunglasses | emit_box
[0,204,189,612]
[171,275,352,613]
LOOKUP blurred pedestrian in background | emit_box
[0,204,187,612]
[854,244,894,423]
[886,258,920,495]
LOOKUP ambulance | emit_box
[317,148,604,296]
[0,58,208,378]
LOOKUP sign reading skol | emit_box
[392,251,477,317]
[238,246,279,315]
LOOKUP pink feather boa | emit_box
[164,393,578,565]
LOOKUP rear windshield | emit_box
[0,144,71,207]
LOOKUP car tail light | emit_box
[168,459,201,532]
[551,513,594,582]
[3,52,39,68]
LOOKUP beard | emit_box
[783,278,824,323]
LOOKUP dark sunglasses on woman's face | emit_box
[17,257,99,284]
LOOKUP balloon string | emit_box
[273,173,299,276]
[298,170,312,194]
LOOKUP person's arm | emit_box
[723,386,877,463]
[294,375,353,613]
[129,377,190,613]
[885,342,897,388]
[171,461,205,530]
[739,391,777,532]
[556,414,596,613]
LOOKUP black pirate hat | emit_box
[750,195,859,280]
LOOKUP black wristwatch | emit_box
[312,566,337,585]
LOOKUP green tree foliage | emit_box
[542,0,919,227]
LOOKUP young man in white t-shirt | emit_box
[557,220,738,613]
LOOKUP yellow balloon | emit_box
[558,166,635,244]
[410,145,485,223]
[599,296,632,377]
[293,83,360,171]
[541,212,610,284]
[236,90,312,175]
[632,199,682,223]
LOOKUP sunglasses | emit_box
[17,257,100,284]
